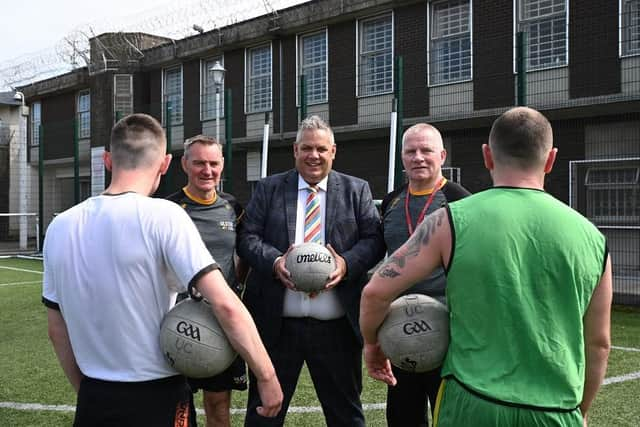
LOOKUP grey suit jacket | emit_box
[238,169,385,348]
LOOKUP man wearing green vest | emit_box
[360,106,612,427]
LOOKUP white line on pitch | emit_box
[612,345,640,353]
[230,402,384,415]
[0,280,41,287]
[603,371,640,386]
[0,401,386,415]
[0,266,43,274]
[3,364,640,414]
[0,402,75,412]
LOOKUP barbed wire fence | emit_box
[0,0,307,90]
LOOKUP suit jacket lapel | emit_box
[284,170,298,245]
[325,171,339,246]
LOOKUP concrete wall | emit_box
[1,105,38,244]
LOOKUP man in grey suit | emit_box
[238,115,385,427]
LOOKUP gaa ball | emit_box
[160,298,237,378]
[285,242,336,293]
[378,294,449,373]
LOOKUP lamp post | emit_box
[210,60,226,191]
[210,60,226,146]
[13,91,28,250]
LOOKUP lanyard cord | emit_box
[404,178,445,236]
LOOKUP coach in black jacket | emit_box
[238,115,385,427]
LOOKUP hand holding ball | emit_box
[160,298,237,378]
[378,294,449,373]
[285,242,336,292]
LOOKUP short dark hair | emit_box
[110,114,166,170]
[489,107,552,170]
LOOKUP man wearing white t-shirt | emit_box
[42,113,282,427]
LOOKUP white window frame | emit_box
[428,0,473,86]
[620,0,640,57]
[30,101,41,147]
[163,65,183,125]
[245,44,273,114]
[113,74,133,120]
[77,90,90,139]
[201,56,225,121]
[585,165,640,225]
[356,12,394,97]
[514,0,569,72]
[297,29,328,105]
[442,166,462,183]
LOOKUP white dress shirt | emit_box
[282,175,346,319]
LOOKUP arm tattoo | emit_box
[376,209,445,279]
[377,266,401,278]
[409,208,444,251]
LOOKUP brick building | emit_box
[14,0,640,301]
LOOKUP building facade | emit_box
[0,91,39,252]
[14,0,640,301]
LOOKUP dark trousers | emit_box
[244,317,365,427]
[386,365,442,427]
[74,375,193,427]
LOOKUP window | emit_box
[299,31,327,104]
[246,45,272,113]
[358,13,393,96]
[429,0,472,85]
[30,102,41,147]
[585,166,640,225]
[621,0,640,56]
[77,91,90,139]
[163,66,183,125]
[113,74,133,119]
[442,166,462,183]
[201,57,225,120]
[517,0,567,70]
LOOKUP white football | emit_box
[285,242,336,292]
[378,294,449,373]
[160,298,237,378]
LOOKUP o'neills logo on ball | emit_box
[296,251,333,263]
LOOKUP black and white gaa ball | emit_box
[160,298,237,378]
[285,242,336,293]
[378,294,449,373]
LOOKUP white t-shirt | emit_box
[43,192,215,382]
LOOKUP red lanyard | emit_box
[405,178,445,236]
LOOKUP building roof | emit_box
[0,91,21,106]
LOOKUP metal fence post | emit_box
[224,88,233,193]
[73,118,80,204]
[38,124,44,251]
[165,101,172,153]
[516,31,528,106]
[394,56,404,189]
[299,74,307,122]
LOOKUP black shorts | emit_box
[187,356,248,393]
[74,375,194,427]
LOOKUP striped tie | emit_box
[304,186,322,244]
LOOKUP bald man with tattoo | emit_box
[379,123,469,427]
[360,107,611,427]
